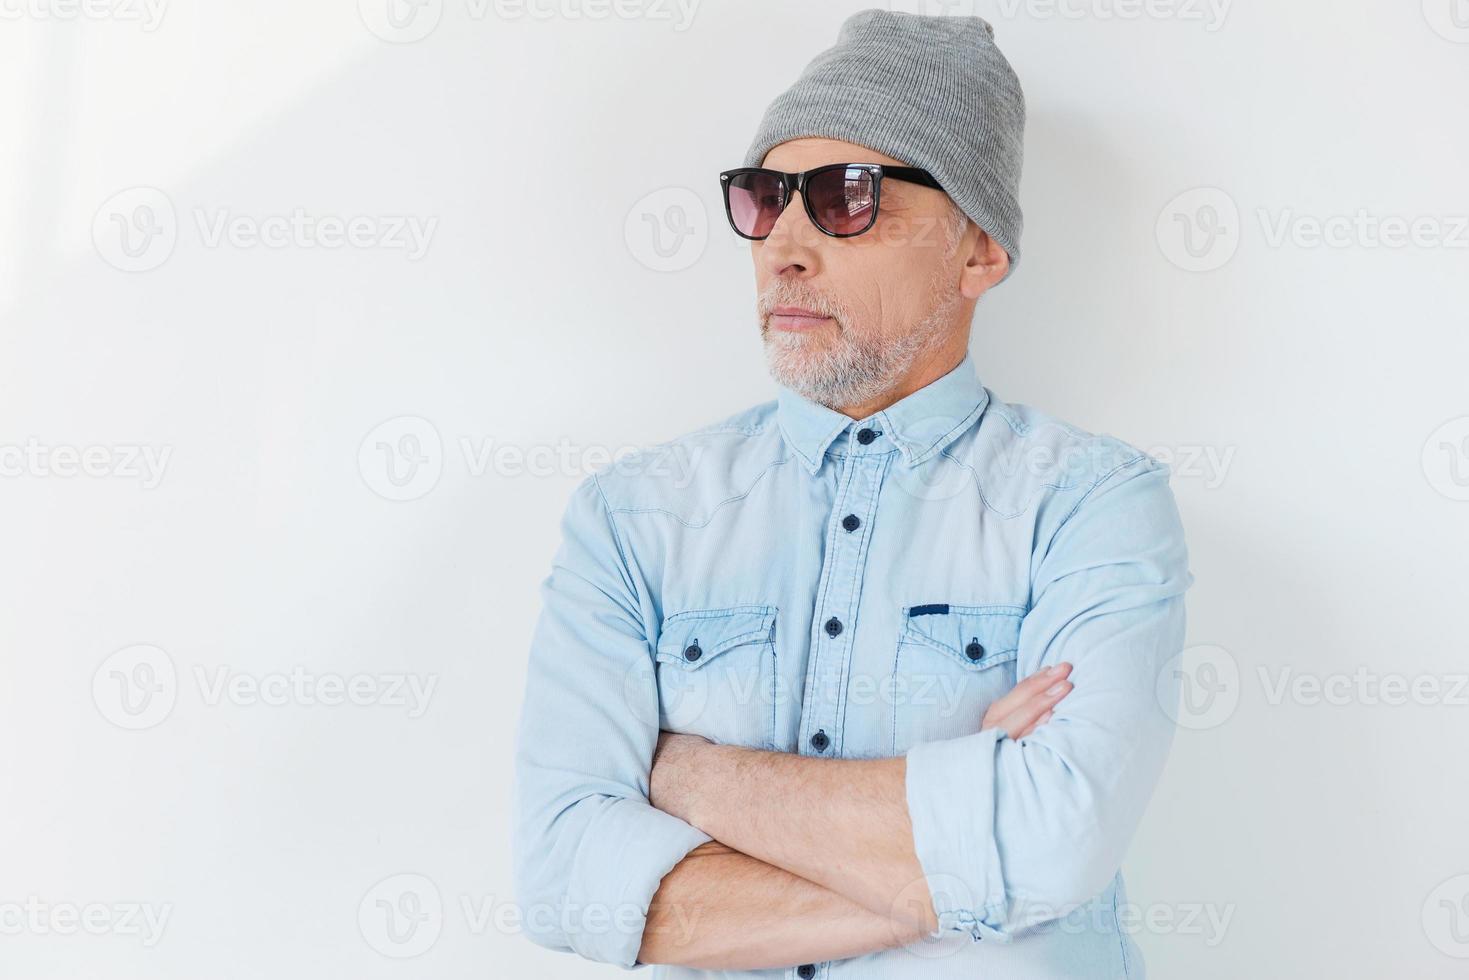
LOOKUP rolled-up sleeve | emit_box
[904,453,1192,943]
[512,473,711,967]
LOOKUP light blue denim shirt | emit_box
[513,352,1192,979]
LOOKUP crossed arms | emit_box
[638,666,1074,968]
[511,456,1190,969]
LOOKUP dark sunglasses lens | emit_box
[806,167,876,235]
[726,171,785,239]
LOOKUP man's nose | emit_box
[757,191,824,278]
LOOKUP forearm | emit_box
[639,841,927,969]
[659,743,936,933]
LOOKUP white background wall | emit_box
[2,1,1466,977]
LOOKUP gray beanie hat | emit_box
[743,9,1027,278]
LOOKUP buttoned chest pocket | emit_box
[655,605,778,750]
[890,604,1022,753]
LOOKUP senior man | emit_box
[513,9,1192,979]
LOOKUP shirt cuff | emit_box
[563,796,712,968]
[904,727,1010,943]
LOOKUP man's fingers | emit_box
[995,679,1071,739]
[981,662,1072,731]
[1002,662,1071,709]
[1013,708,1055,741]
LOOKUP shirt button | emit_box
[856,427,877,445]
[841,514,860,532]
[824,617,843,637]
[684,642,702,662]
[809,730,829,752]
[797,966,816,979]
[965,638,985,661]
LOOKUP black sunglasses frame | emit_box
[718,163,944,241]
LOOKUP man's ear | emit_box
[959,229,1010,300]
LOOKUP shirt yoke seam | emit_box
[605,456,793,529]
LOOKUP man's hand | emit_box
[981,661,1072,738]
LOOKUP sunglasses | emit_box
[719,163,944,240]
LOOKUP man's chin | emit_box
[762,322,833,349]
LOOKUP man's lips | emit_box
[769,305,832,331]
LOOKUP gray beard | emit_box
[762,276,961,410]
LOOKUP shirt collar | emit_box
[776,351,990,475]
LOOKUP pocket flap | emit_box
[901,603,1023,669]
[656,605,776,670]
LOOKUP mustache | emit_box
[758,283,844,322]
